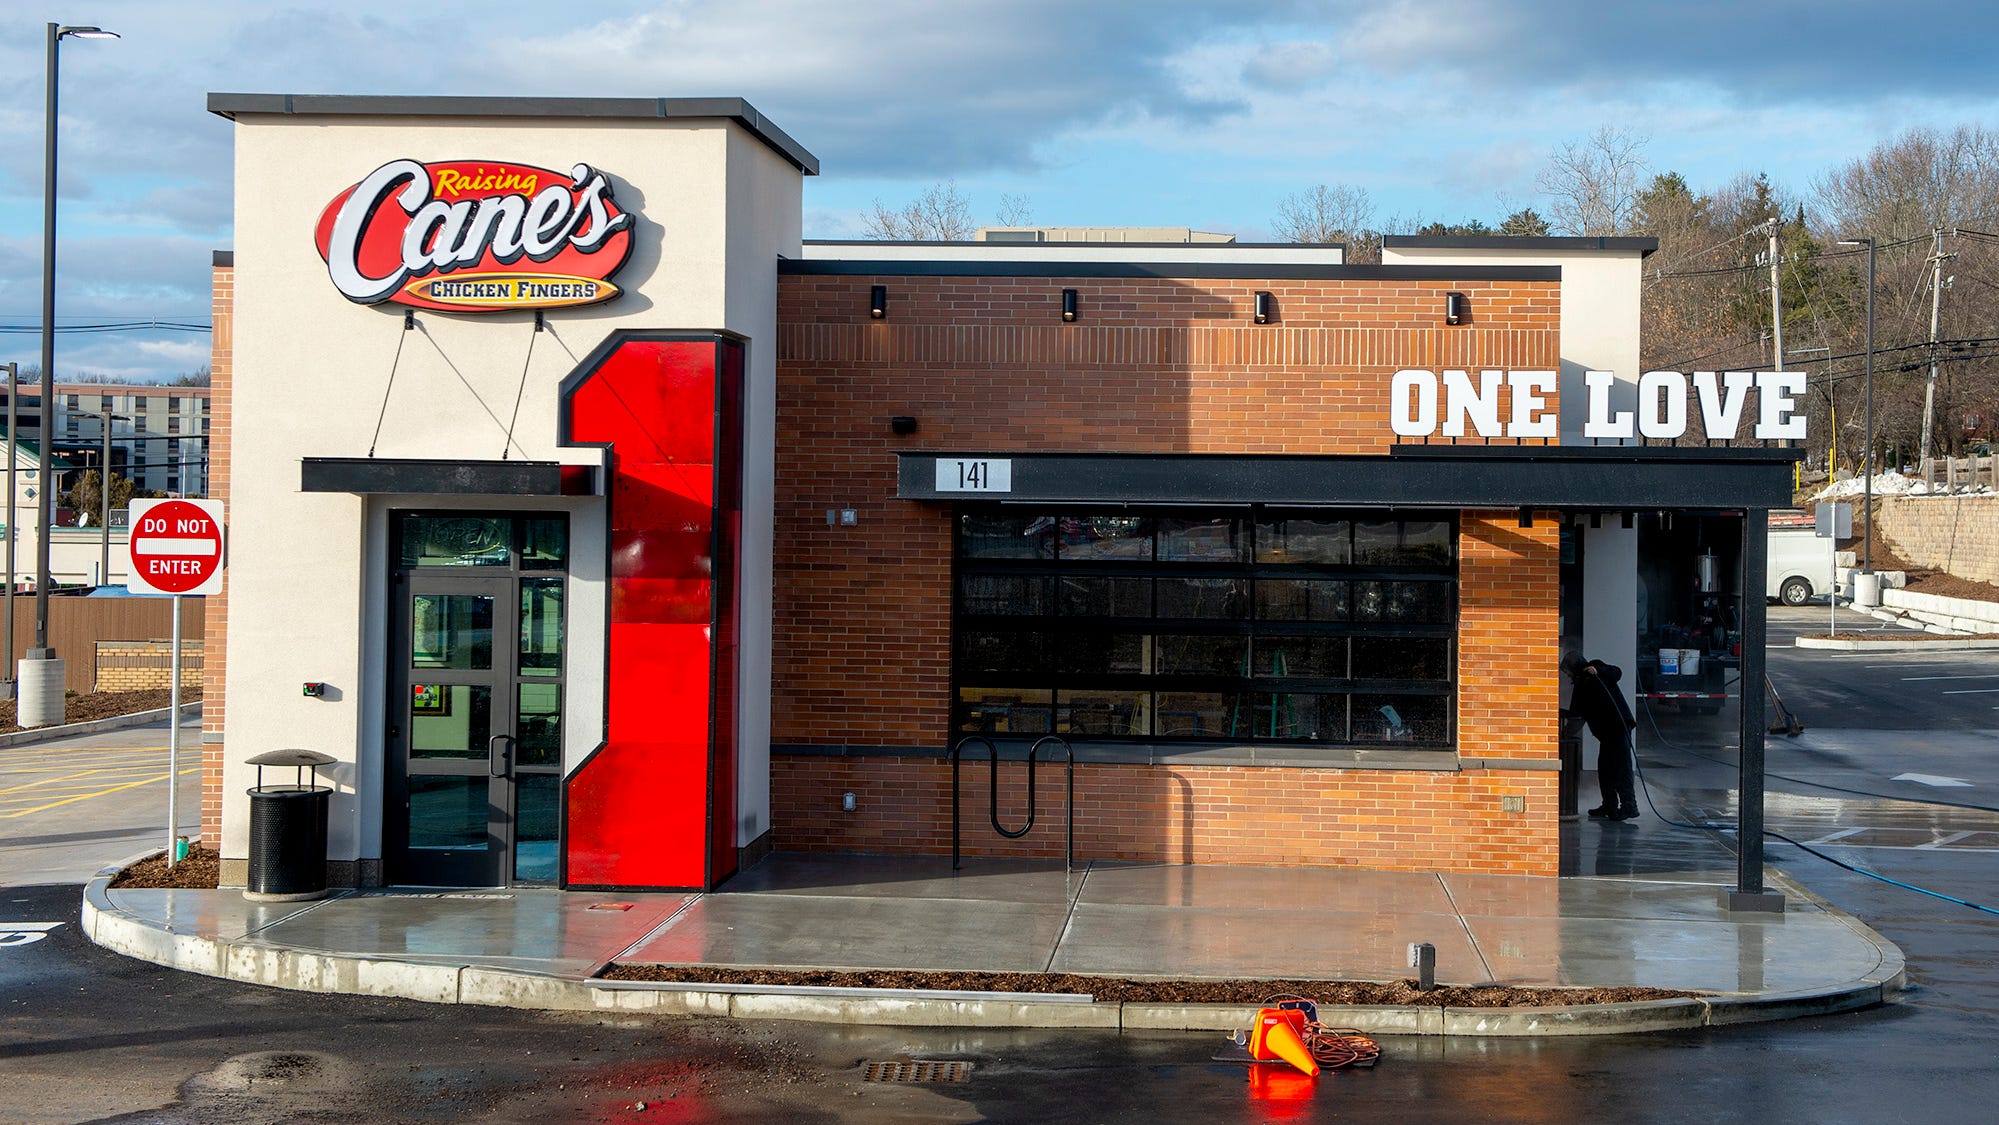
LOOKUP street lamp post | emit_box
[26,22,118,727]
[2,363,16,702]
[1839,236,1876,575]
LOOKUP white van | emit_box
[1768,526,1834,605]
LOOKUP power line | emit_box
[0,321,210,334]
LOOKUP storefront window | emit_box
[399,516,511,568]
[960,513,1053,559]
[954,508,1455,747]
[1058,515,1153,561]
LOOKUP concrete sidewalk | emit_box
[79,815,1905,1036]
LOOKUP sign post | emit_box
[1816,502,1853,637]
[126,499,225,867]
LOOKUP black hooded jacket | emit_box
[1572,660,1637,747]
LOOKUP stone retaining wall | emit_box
[1875,494,1999,586]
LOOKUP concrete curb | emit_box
[1795,635,1999,652]
[0,701,203,748]
[80,858,1907,1038]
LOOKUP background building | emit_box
[1,380,212,504]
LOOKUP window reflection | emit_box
[955,509,1455,745]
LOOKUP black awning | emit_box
[896,445,1801,509]
[301,457,600,497]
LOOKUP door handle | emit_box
[489,734,515,778]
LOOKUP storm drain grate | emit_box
[862,1059,973,1083]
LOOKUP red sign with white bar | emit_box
[127,499,225,596]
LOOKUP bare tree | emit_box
[1813,125,1999,240]
[863,180,975,240]
[1272,183,1379,260]
[1538,126,1649,235]
[995,192,1034,227]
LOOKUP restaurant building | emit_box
[200,95,1797,903]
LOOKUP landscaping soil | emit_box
[109,843,222,889]
[0,686,201,735]
[599,964,1700,1007]
[1901,571,1999,603]
[1839,519,1999,603]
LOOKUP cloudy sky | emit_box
[4,0,1998,381]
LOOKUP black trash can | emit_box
[244,749,337,901]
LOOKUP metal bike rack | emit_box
[950,734,1074,875]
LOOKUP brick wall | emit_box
[94,641,205,691]
[1877,494,1999,586]
[200,260,232,849]
[770,273,1563,875]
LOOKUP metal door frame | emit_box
[384,512,568,888]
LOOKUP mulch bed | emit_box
[1901,571,1999,603]
[599,964,1700,1007]
[108,853,1700,1008]
[1839,522,1999,603]
[0,686,202,735]
[108,843,222,889]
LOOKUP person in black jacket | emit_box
[1563,654,1639,820]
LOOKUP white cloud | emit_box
[4,0,1999,376]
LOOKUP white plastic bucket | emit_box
[1679,649,1701,676]
[1658,648,1680,675]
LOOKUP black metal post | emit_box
[34,21,58,654]
[1863,239,1876,573]
[3,363,15,696]
[1727,508,1783,911]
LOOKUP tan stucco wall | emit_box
[220,112,802,863]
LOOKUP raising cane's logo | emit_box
[314,159,635,312]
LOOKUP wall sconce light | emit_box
[869,285,887,319]
[890,415,917,435]
[1621,511,1634,530]
[1253,291,1273,324]
[1061,288,1078,322]
[1444,292,1466,325]
[1518,507,1534,528]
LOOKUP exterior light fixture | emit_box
[1253,291,1273,324]
[1444,292,1466,325]
[1061,288,1078,322]
[890,415,917,435]
[1518,507,1534,528]
[868,284,886,319]
[27,21,118,726]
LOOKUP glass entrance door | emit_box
[387,514,566,886]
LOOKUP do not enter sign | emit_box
[127,499,225,596]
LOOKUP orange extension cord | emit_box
[1302,1024,1380,1070]
[1264,996,1381,1070]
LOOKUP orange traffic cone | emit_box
[1248,1007,1320,1077]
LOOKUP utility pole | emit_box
[1920,227,1952,472]
[1769,218,1795,488]
[1768,218,1784,375]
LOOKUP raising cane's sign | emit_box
[314,159,635,312]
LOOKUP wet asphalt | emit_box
[1,606,1995,1123]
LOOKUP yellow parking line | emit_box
[0,766,157,795]
[0,750,171,768]
[0,766,200,818]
